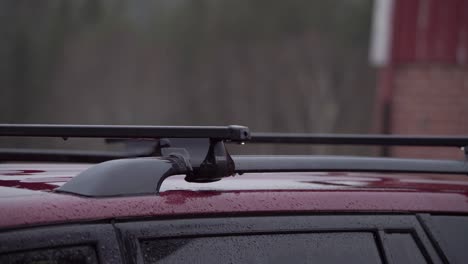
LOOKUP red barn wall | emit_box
[391,65,468,159]
[386,0,468,159]
[392,0,468,64]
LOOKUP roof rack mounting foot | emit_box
[187,139,235,183]
[160,138,235,183]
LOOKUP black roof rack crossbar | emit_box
[0,124,250,142]
[250,133,468,147]
[233,156,468,175]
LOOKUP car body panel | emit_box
[0,163,468,229]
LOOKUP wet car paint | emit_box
[0,163,467,229]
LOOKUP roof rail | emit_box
[56,155,468,197]
[0,124,250,142]
[56,157,189,197]
[249,132,468,147]
[233,156,468,175]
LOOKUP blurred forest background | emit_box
[0,0,375,153]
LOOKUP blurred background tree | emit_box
[0,0,375,154]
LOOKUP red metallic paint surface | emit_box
[1,188,467,230]
[0,163,468,229]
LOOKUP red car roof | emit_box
[1,162,468,230]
